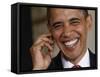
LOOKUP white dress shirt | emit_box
[61,49,90,68]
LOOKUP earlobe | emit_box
[86,15,92,31]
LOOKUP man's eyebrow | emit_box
[51,21,63,27]
[69,18,80,22]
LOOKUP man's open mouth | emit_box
[63,37,79,48]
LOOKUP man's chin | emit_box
[62,52,78,62]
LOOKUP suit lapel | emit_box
[48,52,63,70]
[89,49,96,68]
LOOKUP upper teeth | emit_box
[64,38,78,47]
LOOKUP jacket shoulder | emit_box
[89,49,97,68]
[48,52,63,70]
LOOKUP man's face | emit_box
[48,8,92,62]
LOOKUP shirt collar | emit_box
[61,49,90,68]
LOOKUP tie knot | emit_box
[72,65,81,68]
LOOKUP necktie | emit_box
[72,65,81,69]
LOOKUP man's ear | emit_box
[47,23,53,33]
[86,15,92,31]
[47,24,51,32]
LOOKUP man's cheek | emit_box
[53,32,61,39]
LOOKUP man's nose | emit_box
[62,23,73,37]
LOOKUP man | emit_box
[30,8,96,70]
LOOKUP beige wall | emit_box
[87,10,95,54]
[31,7,96,57]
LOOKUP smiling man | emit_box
[30,8,96,70]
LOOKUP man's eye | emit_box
[70,21,80,26]
[54,24,61,28]
[53,24,63,29]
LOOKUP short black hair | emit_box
[81,10,89,18]
[47,8,88,25]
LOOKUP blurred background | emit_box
[31,7,96,57]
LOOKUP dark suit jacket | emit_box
[48,49,97,70]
